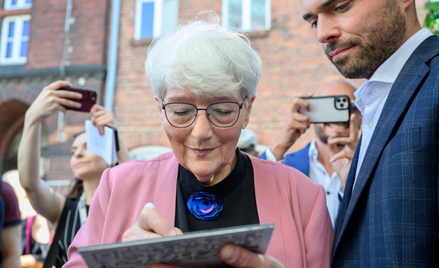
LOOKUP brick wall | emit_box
[0,0,108,180]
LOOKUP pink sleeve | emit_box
[303,185,334,268]
[64,168,112,268]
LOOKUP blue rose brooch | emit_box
[187,192,224,220]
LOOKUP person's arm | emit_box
[1,224,22,268]
[90,105,131,164]
[270,93,312,161]
[327,113,360,189]
[18,81,82,224]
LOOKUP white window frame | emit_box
[222,0,271,32]
[0,15,31,65]
[135,0,178,40]
[4,0,32,10]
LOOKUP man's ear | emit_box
[242,96,256,129]
[400,0,415,10]
[155,96,164,118]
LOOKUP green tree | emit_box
[424,0,439,35]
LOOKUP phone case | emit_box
[299,95,351,123]
[59,87,97,112]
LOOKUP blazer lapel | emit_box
[332,38,436,256]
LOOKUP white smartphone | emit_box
[78,223,274,268]
[299,95,351,123]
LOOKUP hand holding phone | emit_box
[59,87,98,112]
[298,95,351,124]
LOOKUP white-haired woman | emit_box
[65,13,333,268]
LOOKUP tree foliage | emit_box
[424,1,439,35]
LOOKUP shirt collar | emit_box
[354,28,432,114]
[369,28,432,83]
[308,140,318,162]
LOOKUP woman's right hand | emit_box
[25,81,82,124]
[122,203,182,242]
[124,203,284,268]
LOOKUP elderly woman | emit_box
[64,14,333,268]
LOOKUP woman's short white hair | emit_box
[145,11,261,104]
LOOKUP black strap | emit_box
[43,199,75,268]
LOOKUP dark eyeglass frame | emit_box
[161,97,247,128]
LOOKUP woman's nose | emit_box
[191,111,213,141]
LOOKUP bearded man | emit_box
[260,79,361,228]
[298,0,439,266]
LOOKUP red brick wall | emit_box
[26,0,109,69]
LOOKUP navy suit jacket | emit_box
[259,142,311,176]
[332,35,439,267]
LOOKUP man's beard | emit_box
[325,0,407,79]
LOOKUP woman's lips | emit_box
[192,148,215,157]
[75,161,88,168]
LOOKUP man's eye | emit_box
[335,2,349,11]
[310,21,317,29]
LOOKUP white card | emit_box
[85,120,117,165]
[79,223,274,268]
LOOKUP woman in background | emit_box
[17,82,130,268]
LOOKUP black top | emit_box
[45,198,89,268]
[175,150,259,232]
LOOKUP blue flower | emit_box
[187,192,224,220]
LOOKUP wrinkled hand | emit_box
[25,81,82,125]
[148,243,284,268]
[327,114,359,187]
[122,203,182,242]
[90,104,117,135]
[271,92,312,161]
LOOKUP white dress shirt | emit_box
[353,29,432,190]
[265,140,342,226]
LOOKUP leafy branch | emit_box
[424,1,439,35]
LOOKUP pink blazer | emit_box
[65,152,333,267]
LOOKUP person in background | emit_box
[17,82,130,268]
[2,170,50,268]
[0,180,22,268]
[238,129,259,157]
[64,13,333,268]
[300,0,439,265]
[260,80,361,226]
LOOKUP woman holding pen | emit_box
[17,82,130,268]
[64,12,334,268]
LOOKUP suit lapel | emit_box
[332,36,438,256]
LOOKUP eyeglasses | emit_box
[162,98,246,128]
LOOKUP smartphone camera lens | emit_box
[91,92,97,101]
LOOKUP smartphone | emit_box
[59,87,97,112]
[299,95,351,123]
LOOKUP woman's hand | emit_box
[25,81,82,125]
[132,205,284,268]
[148,245,284,268]
[122,203,182,242]
[90,104,117,135]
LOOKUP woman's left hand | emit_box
[148,244,284,268]
[90,104,117,135]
